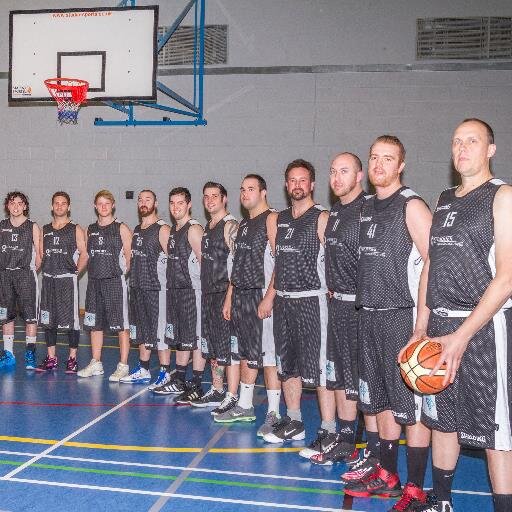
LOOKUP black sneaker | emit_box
[153,376,186,395]
[211,393,238,416]
[310,435,358,465]
[189,386,226,408]
[175,382,203,404]
[262,415,305,443]
[298,428,333,459]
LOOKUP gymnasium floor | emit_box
[0,331,494,512]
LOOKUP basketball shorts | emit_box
[165,288,201,351]
[0,269,38,325]
[358,307,421,425]
[39,273,79,331]
[84,276,129,333]
[231,287,276,369]
[129,287,167,350]
[273,293,328,388]
[201,291,238,366]
[326,294,359,399]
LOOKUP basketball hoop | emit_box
[44,78,89,125]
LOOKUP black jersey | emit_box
[87,220,126,279]
[201,214,236,294]
[0,218,36,270]
[167,219,201,290]
[130,220,167,290]
[231,210,274,290]
[274,205,327,294]
[427,179,508,311]
[357,187,425,309]
[41,222,78,275]
[325,193,367,294]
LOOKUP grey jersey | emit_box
[231,209,273,290]
[41,222,78,275]
[130,220,167,290]
[0,218,36,270]
[427,179,511,310]
[357,187,425,309]
[87,220,127,279]
[274,205,327,294]
[166,219,201,290]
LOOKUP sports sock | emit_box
[493,493,512,512]
[175,364,187,381]
[192,370,203,386]
[139,359,150,370]
[287,409,302,422]
[267,389,281,414]
[407,446,429,488]
[366,430,380,457]
[238,382,255,409]
[321,419,337,434]
[25,336,36,352]
[338,418,357,444]
[380,439,399,475]
[432,466,455,502]
[44,330,57,348]
[3,334,14,353]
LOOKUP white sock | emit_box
[267,389,281,415]
[3,335,14,354]
[238,382,255,409]
[26,336,37,345]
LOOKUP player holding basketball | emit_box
[214,174,282,435]
[36,192,87,372]
[0,192,41,370]
[153,187,206,400]
[263,159,329,444]
[404,119,512,512]
[78,190,132,381]
[120,190,171,388]
[344,136,432,511]
[190,182,238,412]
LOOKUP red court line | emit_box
[0,401,187,408]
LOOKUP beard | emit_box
[138,205,155,217]
[289,188,307,201]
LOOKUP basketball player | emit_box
[344,136,432,511]
[404,119,512,512]
[263,159,329,444]
[214,174,282,435]
[189,182,238,412]
[36,192,87,372]
[78,190,132,381]
[120,190,171,388]
[307,153,381,475]
[153,187,206,400]
[0,192,41,370]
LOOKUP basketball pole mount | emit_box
[94,0,206,127]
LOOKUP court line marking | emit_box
[0,401,185,408]
[1,387,147,480]
[6,477,358,511]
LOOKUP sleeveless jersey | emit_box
[0,218,36,270]
[166,219,201,290]
[427,179,509,310]
[130,220,167,290]
[201,214,237,294]
[274,205,327,293]
[357,187,425,309]
[41,222,78,275]
[231,209,274,290]
[325,192,367,294]
[87,220,126,279]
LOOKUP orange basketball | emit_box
[399,338,448,394]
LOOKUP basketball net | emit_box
[44,78,89,125]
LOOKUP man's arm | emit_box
[75,225,88,274]
[224,219,238,254]
[120,223,132,273]
[317,210,329,246]
[258,211,278,319]
[33,223,42,271]
[159,224,171,254]
[188,223,204,263]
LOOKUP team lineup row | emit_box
[0,117,511,512]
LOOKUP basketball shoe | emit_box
[190,386,226,408]
[119,363,151,384]
[148,367,170,390]
[299,428,335,459]
[211,392,238,416]
[414,493,453,512]
[340,448,379,484]
[36,355,58,372]
[109,362,129,382]
[389,482,427,511]
[77,359,104,378]
[310,435,358,466]
[65,356,78,374]
[263,416,305,443]
[176,382,204,404]
[214,404,256,423]
[257,411,281,437]
[25,349,36,370]
[0,350,16,369]
[344,466,402,498]
[153,376,186,395]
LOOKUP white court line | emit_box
[0,449,492,496]
[6,477,356,512]
[1,388,148,480]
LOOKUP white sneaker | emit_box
[119,364,151,384]
[109,362,129,382]
[77,359,104,378]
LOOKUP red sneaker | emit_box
[389,482,427,511]
[345,466,401,498]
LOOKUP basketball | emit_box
[399,338,448,394]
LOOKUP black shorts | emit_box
[0,269,38,325]
[165,288,201,351]
[326,295,359,399]
[39,274,80,330]
[273,293,328,387]
[129,287,166,350]
[201,291,237,366]
[231,288,276,369]
[358,307,421,425]
[84,276,129,332]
